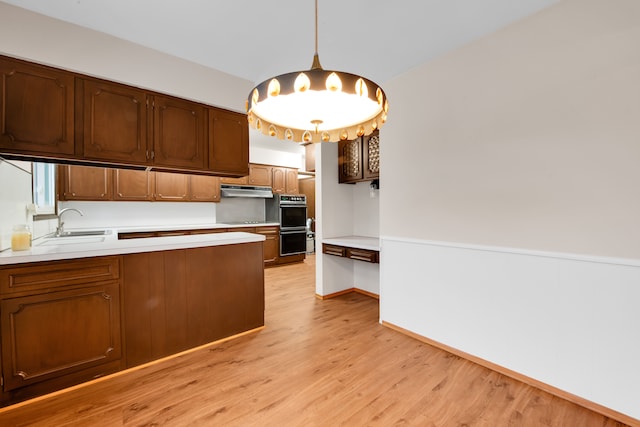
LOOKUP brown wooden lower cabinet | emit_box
[122,243,264,367]
[0,242,264,406]
[0,257,122,405]
[254,226,279,267]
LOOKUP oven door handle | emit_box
[280,228,307,234]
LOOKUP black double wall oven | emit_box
[267,194,307,256]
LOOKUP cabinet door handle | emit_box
[323,245,346,257]
[350,254,374,262]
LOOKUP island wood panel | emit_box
[122,242,264,369]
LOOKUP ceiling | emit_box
[2,0,558,153]
[2,0,558,85]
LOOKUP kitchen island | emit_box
[0,231,265,405]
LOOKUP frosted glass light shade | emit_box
[247,68,388,143]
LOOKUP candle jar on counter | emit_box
[11,224,32,251]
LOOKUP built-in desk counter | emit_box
[322,236,380,263]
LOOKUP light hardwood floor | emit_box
[0,255,631,426]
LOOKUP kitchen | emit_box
[0,0,639,425]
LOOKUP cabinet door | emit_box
[0,57,75,156]
[219,175,249,185]
[363,131,380,180]
[255,226,279,266]
[81,79,149,164]
[0,282,121,391]
[113,169,153,201]
[189,175,220,202]
[59,165,113,201]
[154,171,189,201]
[249,164,272,186]
[272,167,286,194]
[338,137,363,183]
[304,143,316,172]
[153,96,206,170]
[209,109,249,176]
[285,168,299,194]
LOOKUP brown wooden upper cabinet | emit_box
[272,167,286,193]
[190,175,220,202]
[0,56,75,157]
[209,109,249,176]
[153,171,189,202]
[81,79,206,170]
[285,168,299,194]
[248,164,272,186]
[59,165,219,202]
[304,143,316,172]
[153,96,206,170]
[248,164,298,194]
[338,130,380,184]
[113,169,154,201]
[0,55,248,177]
[59,165,113,201]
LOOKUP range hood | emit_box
[220,184,273,198]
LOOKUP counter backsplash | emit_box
[215,198,266,224]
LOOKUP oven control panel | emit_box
[279,195,306,204]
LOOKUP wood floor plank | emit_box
[0,255,632,426]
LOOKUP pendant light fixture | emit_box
[246,0,388,144]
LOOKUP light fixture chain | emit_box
[315,0,318,55]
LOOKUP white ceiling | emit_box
[2,0,558,86]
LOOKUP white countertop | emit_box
[322,236,380,251]
[0,229,265,265]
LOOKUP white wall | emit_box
[352,181,379,238]
[380,239,640,420]
[316,142,381,296]
[0,160,32,250]
[0,2,251,112]
[380,0,640,420]
[382,0,640,260]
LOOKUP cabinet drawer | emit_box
[155,230,190,237]
[189,228,228,235]
[0,257,120,296]
[323,244,346,257]
[255,226,279,235]
[347,248,379,263]
[118,232,158,240]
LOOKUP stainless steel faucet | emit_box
[56,208,84,236]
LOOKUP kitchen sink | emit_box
[54,230,112,237]
[37,236,106,246]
